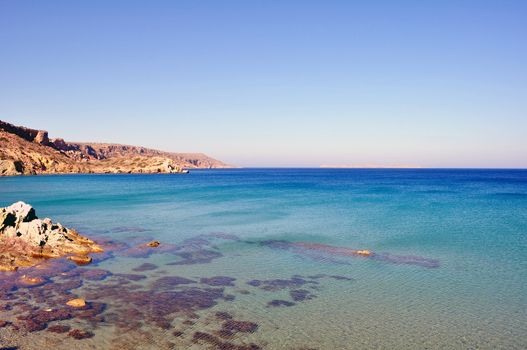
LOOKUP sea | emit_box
[0,168,526,349]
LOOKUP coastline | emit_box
[0,119,230,176]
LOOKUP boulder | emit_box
[18,275,46,287]
[355,250,372,256]
[66,298,86,308]
[34,130,49,145]
[68,255,92,265]
[147,240,160,247]
[0,201,103,271]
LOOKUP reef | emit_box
[68,329,95,339]
[260,240,440,268]
[200,276,237,287]
[164,233,239,266]
[0,202,103,271]
[221,319,259,334]
[289,289,315,302]
[192,331,261,350]
[0,232,370,349]
[132,263,158,272]
[247,276,317,291]
[0,250,264,349]
[246,274,354,308]
[47,324,71,333]
[267,299,296,307]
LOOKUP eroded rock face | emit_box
[0,201,103,271]
[34,130,50,145]
[0,159,24,176]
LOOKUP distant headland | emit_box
[0,120,230,176]
[320,164,424,169]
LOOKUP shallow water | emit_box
[1,169,526,349]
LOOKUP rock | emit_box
[51,137,66,148]
[91,245,105,253]
[68,255,93,265]
[147,240,160,248]
[355,250,372,256]
[0,201,103,271]
[5,201,37,223]
[0,159,24,176]
[47,324,71,333]
[66,298,86,308]
[68,329,94,339]
[18,275,46,287]
[222,319,259,333]
[34,130,49,145]
[0,265,18,272]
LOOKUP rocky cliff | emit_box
[0,120,229,175]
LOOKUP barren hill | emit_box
[0,120,229,176]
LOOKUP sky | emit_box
[0,0,526,168]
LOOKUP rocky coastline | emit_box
[0,119,229,176]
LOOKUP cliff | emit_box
[0,120,229,176]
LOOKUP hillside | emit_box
[0,120,229,176]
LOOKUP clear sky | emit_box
[1,0,526,167]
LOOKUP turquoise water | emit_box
[1,169,526,349]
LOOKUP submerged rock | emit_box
[66,298,86,308]
[261,240,439,268]
[68,329,94,339]
[146,240,160,247]
[267,299,296,307]
[47,324,71,333]
[68,255,93,265]
[0,201,103,271]
[18,275,47,288]
[132,262,158,272]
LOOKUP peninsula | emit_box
[0,120,229,176]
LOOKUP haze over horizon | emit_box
[1,1,526,168]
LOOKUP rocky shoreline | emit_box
[0,201,103,271]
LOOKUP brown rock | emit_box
[0,265,18,272]
[18,275,46,287]
[66,298,86,308]
[147,240,160,248]
[68,329,94,339]
[355,249,372,256]
[47,324,71,333]
[0,159,24,176]
[68,255,92,265]
[34,130,49,145]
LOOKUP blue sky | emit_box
[1,0,526,167]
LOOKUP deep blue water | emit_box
[1,169,526,349]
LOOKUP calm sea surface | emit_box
[1,169,526,349]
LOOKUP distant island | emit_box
[320,164,424,169]
[0,120,230,176]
